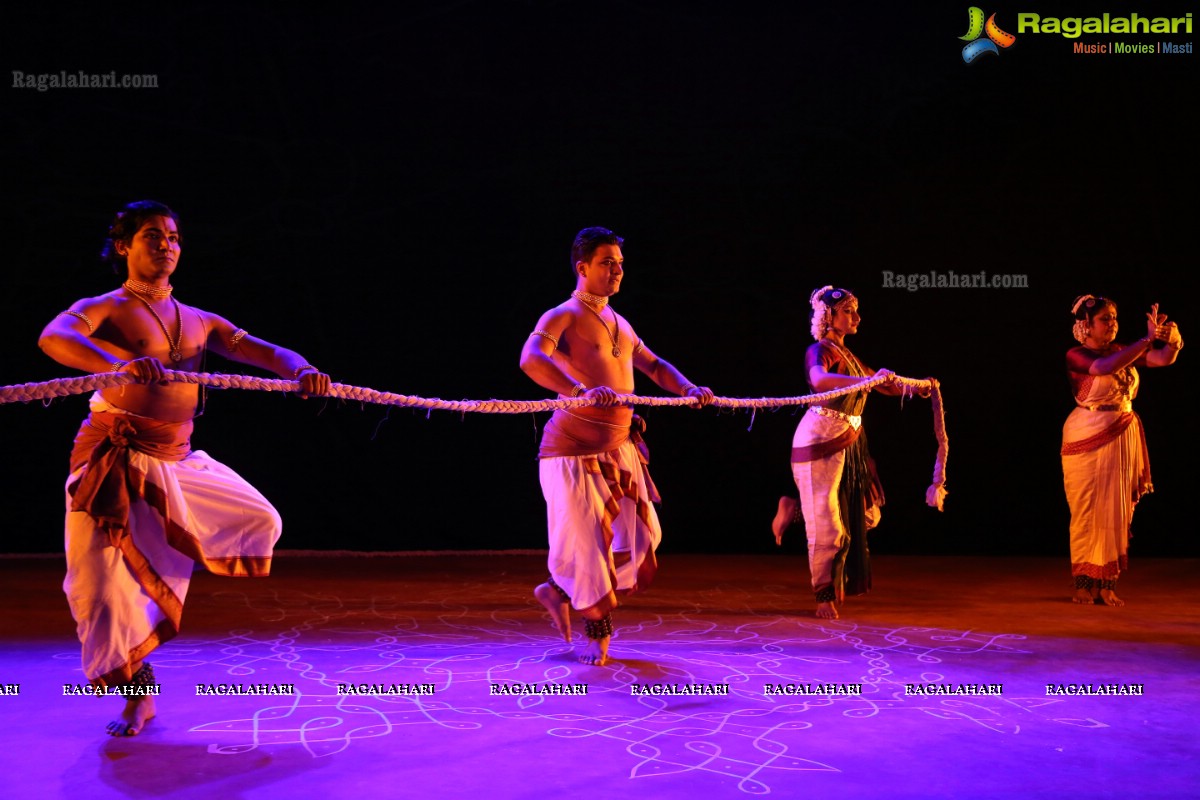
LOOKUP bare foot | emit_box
[1072,588,1096,605]
[107,695,156,737]
[579,636,610,666]
[815,601,839,619]
[1099,589,1125,607]
[772,496,797,546]
[534,583,572,642]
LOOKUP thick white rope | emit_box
[0,369,914,410]
[0,370,948,507]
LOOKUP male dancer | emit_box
[39,200,331,735]
[520,226,713,665]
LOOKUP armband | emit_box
[229,328,248,350]
[531,329,559,349]
[59,310,95,333]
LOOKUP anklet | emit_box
[1074,575,1095,591]
[130,662,156,687]
[584,615,613,640]
[814,585,837,603]
[547,576,571,603]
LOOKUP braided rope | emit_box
[0,369,947,507]
[925,380,949,511]
[0,369,919,410]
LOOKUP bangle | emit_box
[570,383,586,398]
[293,364,318,378]
[111,360,127,372]
[680,383,697,395]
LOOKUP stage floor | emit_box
[0,553,1196,799]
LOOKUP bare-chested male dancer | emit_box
[520,226,713,666]
[39,200,331,736]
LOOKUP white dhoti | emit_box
[64,396,280,686]
[538,410,661,611]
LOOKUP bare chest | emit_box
[105,300,207,365]
[565,308,631,360]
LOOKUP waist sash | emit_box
[792,424,863,463]
[68,411,193,547]
[1060,411,1136,456]
[539,409,658,501]
[539,408,644,458]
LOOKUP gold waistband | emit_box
[810,405,862,430]
[1076,402,1132,412]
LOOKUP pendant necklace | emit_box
[125,282,184,362]
[572,290,621,357]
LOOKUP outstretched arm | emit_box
[808,364,890,394]
[1069,304,1179,374]
[1068,339,1154,375]
[806,343,895,395]
[204,312,331,395]
[633,343,714,407]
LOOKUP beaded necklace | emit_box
[123,278,173,299]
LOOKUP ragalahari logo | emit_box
[960,7,1016,62]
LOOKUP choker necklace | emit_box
[125,286,184,363]
[123,278,173,299]
[572,291,621,357]
[571,289,609,309]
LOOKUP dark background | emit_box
[2,2,1195,559]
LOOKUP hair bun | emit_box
[809,285,835,310]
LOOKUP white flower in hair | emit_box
[809,285,834,341]
[1071,294,1098,343]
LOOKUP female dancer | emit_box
[773,286,904,619]
[1062,295,1181,606]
